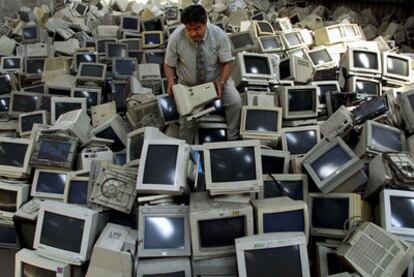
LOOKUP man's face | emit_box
[185,22,206,43]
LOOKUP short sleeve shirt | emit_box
[164,23,234,86]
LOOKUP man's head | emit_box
[180,5,207,43]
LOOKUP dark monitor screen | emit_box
[261,155,285,174]
[40,211,84,253]
[73,90,98,108]
[23,26,37,40]
[288,89,316,112]
[258,22,273,33]
[245,110,278,132]
[144,33,161,45]
[21,113,43,132]
[279,59,291,79]
[244,245,302,277]
[144,272,185,277]
[353,51,378,70]
[23,85,44,94]
[48,87,71,97]
[371,125,401,151]
[114,152,126,166]
[327,252,344,275]
[355,80,378,95]
[96,127,125,152]
[22,262,56,277]
[13,94,39,112]
[38,141,71,163]
[122,17,139,30]
[36,172,67,194]
[97,39,116,53]
[387,56,409,76]
[285,129,318,155]
[129,133,144,161]
[115,59,136,76]
[107,44,127,58]
[263,209,304,233]
[198,128,227,144]
[0,225,17,244]
[230,34,254,49]
[26,59,44,75]
[244,56,270,75]
[312,197,349,229]
[199,216,245,248]
[3,58,20,69]
[210,146,256,182]
[260,36,281,50]
[144,216,185,249]
[145,52,165,65]
[80,65,104,77]
[68,180,88,205]
[285,33,301,46]
[390,196,414,229]
[252,13,265,20]
[123,40,140,51]
[0,76,12,95]
[76,53,96,69]
[317,84,339,105]
[143,145,178,185]
[0,188,17,212]
[0,142,28,167]
[158,95,179,123]
[263,180,303,200]
[310,144,351,181]
[55,102,82,120]
[143,18,163,31]
[0,97,9,112]
[309,50,332,65]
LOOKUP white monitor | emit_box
[305,47,336,69]
[31,169,70,200]
[261,174,308,201]
[189,192,254,259]
[73,52,97,72]
[279,55,313,84]
[281,125,321,156]
[0,137,32,179]
[0,181,29,219]
[252,197,309,240]
[315,24,361,45]
[281,30,307,50]
[172,82,217,116]
[72,87,102,109]
[254,21,275,36]
[19,110,49,137]
[91,115,129,152]
[121,15,140,32]
[235,232,310,277]
[203,140,263,195]
[112,57,137,79]
[33,201,101,265]
[311,81,340,110]
[347,76,382,96]
[274,17,293,32]
[138,205,191,257]
[136,139,189,195]
[95,39,117,55]
[240,105,282,140]
[0,56,22,73]
[257,35,284,53]
[277,85,319,119]
[22,25,40,43]
[141,16,164,32]
[228,31,258,54]
[76,63,107,83]
[105,42,128,58]
[51,96,87,124]
[63,176,89,206]
[309,192,370,238]
[137,258,192,277]
[15,248,71,277]
[141,31,164,49]
[382,52,413,84]
[286,46,309,60]
[341,47,382,78]
[260,149,290,175]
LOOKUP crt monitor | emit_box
[232,52,278,86]
[156,94,179,124]
[92,115,129,152]
[33,201,101,265]
[342,47,381,77]
[383,52,412,83]
[138,205,191,257]
[31,169,69,200]
[1,56,22,72]
[77,63,107,82]
[281,30,305,49]
[137,258,192,277]
[51,97,87,124]
[311,81,340,106]
[142,16,164,31]
[19,110,48,136]
[22,25,39,43]
[240,106,282,139]
[25,58,45,77]
[96,39,117,55]
[74,52,97,72]
[141,31,164,49]
[195,123,227,144]
[72,87,102,109]
[0,75,13,95]
[281,125,321,156]
[228,32,257,53]
[63,177,89,205]
[255,21,274,36]
[10,92,44,114]
[261,174,308,201]
[106,43,128,58]
[278,86,319,119]
[120,38,141,51]
[113,58,137,79]
[258,35,284,53]
[306,47,335,68]
[0,222,18,248]
[348,77,381,96]
[260,149,290,175]
[0,181,29,219]
[46,85,72,97]
[0,137,32,178]
[235,232,310,277]
[121,16,140,32]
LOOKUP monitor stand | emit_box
[283,118,317,127]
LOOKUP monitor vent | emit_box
[346,247,376,274]
[354,235,386,263]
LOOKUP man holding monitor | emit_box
[164,4,241,142]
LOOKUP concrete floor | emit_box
[0,248,17,277]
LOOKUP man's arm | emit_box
[215,61,233,98]
[164,63,176,96]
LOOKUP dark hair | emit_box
[180,5,207,24]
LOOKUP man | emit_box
[164,4,241,143]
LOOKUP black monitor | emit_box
[285,129,318,155]
[143,18,163,31]
[67,180,88,205]
[144,217,185,249]
[355,80,379,95]
[13,216,36,250]
[353,50,378,69]
[197,128,227,144]
[35,171,67,195]
[0,142,28,167]
[143,145,178,185]
[371,124,402,151]
[158,95,179,123]
[21,113,43,133]
[310,145,352,181]
[312,197,349,229]
[263,209,305,233]
[0,188,17,213]
[309,49,332,65]
[0,75,12,95]
[199,216,245,248]
[95,126,125,152]
[244,55,271,75]
[231,33,254,49]
[387,56,409,76]
[25,59,44,75]
[263,180,304,201]
[317,84,339,105]
[279,59,291,79]
[261,155,286,175]
[114,59,136,77]
[245,109,278,132]
[288,89,316,112]
[37,140,73,163]
[55,102,82,120]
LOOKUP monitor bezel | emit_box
[91,115,129,150]
[0,56,22,73]
[22,25,40,44]
[311,80,341,109]
[305,46,336,69]
[260,148,290,175]
[240,105,283,139]
[45,84,72,97]
[347,76,382,96]
[260,174,308,201]
[382,52,413,83]
[236,52,276,81]
[365,120,406,154]
[63,176,89,206]
[257,35,284,53]
[51,96,87,124]
[194,122,228,145]
[24,57,45,79]
[279,85,320,119]
[31,169,70,200]
[73,52,98,73]
[0,137,32,178]
[346,47,382,77]
[95,38,117,55]
[71,87,102,109]
[137,257,192,277]
[120,15,140,32]
[228,31,258,53]
[141,15,165,32]
[281,30,306,50]
[141,31,164,49]
[9,91,45,116]
[112,57,137,79]
[18,110,49,137]
[76,62,107,82]
[0,181,29,219]
[281,125,321,156]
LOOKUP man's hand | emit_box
[214,80,224,99]
[167,82,174,96]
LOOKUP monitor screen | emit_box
[76,53,96,69]
[144,216,185,249]
[55,102,82,120]
[390,196,414,229]
[143,272,185,277]
[317,84,338,105]
[26,59,44,75]
[230,34,254,49]
[285,33,301,46]
[244,56,270,75]
[260,37,281,50]
[309,49,332,65]
[36,172,67,194]
[244,245,302,277]
[115,59,136,76]
[261,155,285,174]
[353,51,378,70]
[21,113,43,132]
[0,142,28,167]
[129,133,144,161]
[123,17,138,30]
[245,110,278,132]
[312,197,349,229]
[0,225,16,244]
[263,209,304,233]
[123,40,140,51]
[22,262,56,277]
[0,188,17,212]
[327,27,342,42]
[285,129,317,155]
[48,88,71,97]
[144,33,161,45]
[371,125,401,151]
[143,18,163,31]
[310,144,351,181]
[355,80,378,95]
[264,180,303,200]
[158,95,179,123]
[387,56,409,77]
[38,139,72,163]
[199,216,245,247]
[114,152,126,166]
[198,128,227,144]
[73,90,98,108]
[96,127,125,152]
[3,58,20,69]
[23,26,37,40]
[0,76,11,95]
[97,39,115,53]
[210,146,256,182]
[143,145,178,185]
[0,97,9,112]
[12,94,39,112]
[252,13,264,20]
[279,60,291,79]
[40,211,84,253]
[80,65,104,78]
[67,180,88,205]
[23,85,44,94]
[257,22,273,33]
[344,25,357,38]
[145,52,165,65]
[107,44,127,58]
[288,89,316,112]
